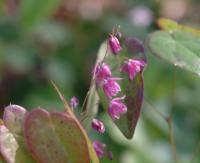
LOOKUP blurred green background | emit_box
[0,0,200,162]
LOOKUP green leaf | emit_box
[96,38,146,139]
[24,109,91,163]
[157,18,200,36]
[19,0,60,28]
[148,30,200,77]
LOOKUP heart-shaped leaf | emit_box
[148,30,200,77]
[96,37,146,139]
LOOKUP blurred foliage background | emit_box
[0,0,200,162]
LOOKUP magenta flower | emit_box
[69,96,79,109]
[108,96,127,120]
[108,34,122,54]
[102,77,122,99]
[93,140,106,158]
[121,59,146,80]
[92,118,105,134]
[94,63,112,85]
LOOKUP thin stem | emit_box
[145,98,179,163]
[80,101,99,123]
[144,99,167,120]
[167,117,179,163]
[81,79,95,112]
[170,67,177,114]
[81,42,109,113]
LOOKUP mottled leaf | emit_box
[0,125,35,163]
[3,105,27,135]
[148,30,200,77]
[24,108,90,163]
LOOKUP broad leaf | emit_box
[96,38,146,139]
[148,30,200,77]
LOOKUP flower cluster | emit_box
[92,33,146,160]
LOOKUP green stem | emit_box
[167,117,179,163]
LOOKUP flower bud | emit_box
[91,118,105,133]
[70,96,79,109]
[108,34,122,54]
[93,140,106,158]
[108,151,113,160]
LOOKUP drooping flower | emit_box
[102,77,122,99]
[108,96,127,120]
[69,96,79,109]
[121,59,146,80]
[93,140,106,158]
[108,34,122,54]
[108,151,113,160]
[91,118,105,134]
[94,63,112,85]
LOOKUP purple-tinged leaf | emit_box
[0,125,35,163]
[96,37,146,139]
[0,125,18,163]
[24,108,90,163]
[125,37,146,62]
[51,81,99,163]
[3,105,27,135]
[116,73,144,138]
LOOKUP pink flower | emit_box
[93,140,106,158]
[70,96,79,109]
[108,96,127,120]
[121,59,146,80]
[94,63,112,85]
[108,34,122,54]
[102,77,122,99]
[91,118,105,133]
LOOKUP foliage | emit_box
[0,0,200,163]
